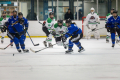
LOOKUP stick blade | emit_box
[34,44,39,46]
[0,48,5,50]
[30,48,36,53]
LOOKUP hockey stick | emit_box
[0,42,13,50]
[26,31,39,46]
[37,15,43,25]
[30,44,56,53]
[88,27,105,33]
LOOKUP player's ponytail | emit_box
[71,22,76,25]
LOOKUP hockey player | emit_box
[42,12,55,47]
[0,11,9,43]
[7,18,29,53]
[17,12,28,41]
[106,10,120,47]
[63,18,84,53]
[84,7,100,39]
[52,20,68,49]
[105,8,115,43]
[7,10,18,46]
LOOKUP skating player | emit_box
[7,17,29,53]
[17,12,29,41]
[42,12,55,48]
[105,8,115,43]
[7,10,18,46]
[52,19,68,49]
[106,10,120,47]
[63,18,84,53]
[0,11,9,43]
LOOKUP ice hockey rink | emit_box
[0,38,120,80]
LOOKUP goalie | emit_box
[84,7,100,39]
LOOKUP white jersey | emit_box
[85,12,100,25]
[105,13,112,22]
[45,17,55,29]
[53,23,67,37]
[0,18,9,27]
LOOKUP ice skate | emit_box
[106,39,109,43]
[116,40,120,43]
[78,46,85,52]
[63,44,67,49]
[112,44,115,48]
[43,41,47,47]
[65,49,73,54]
[11,43,13,47]
[1,39,3,44]
[1,37,4,44]
[17,49,21,53]
[49,43,53,48]
[23,49,29,53]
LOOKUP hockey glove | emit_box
[62,35,67,42]
[107,27,111,32]
[1,26,7,32]
[51,30,56,36]
[43,21,46,27]
[24,27,28,34]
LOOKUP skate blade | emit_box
[65,52,72,54]
[79,49,85,53]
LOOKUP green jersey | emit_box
[106,13,112,22]
[53,23,68,37]
[45,17,55,29]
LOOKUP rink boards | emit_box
[0,20,106,38]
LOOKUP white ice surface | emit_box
[0,38,120,80]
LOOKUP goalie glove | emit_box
[92,28,96,31]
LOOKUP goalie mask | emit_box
[90,7,95,14]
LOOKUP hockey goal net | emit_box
[82,16,106,37]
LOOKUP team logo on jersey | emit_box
[90,16,95,19]
[48,24,51,26]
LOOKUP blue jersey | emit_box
[23,17,29,28]
[15,17,29,28]
[107,16,120,28]
[7,16,18,25]
[8,23,24,33]
[65,24,82,38]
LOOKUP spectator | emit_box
[64,9,74,20]
[26,9,37,20]
[75,9,82,20]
